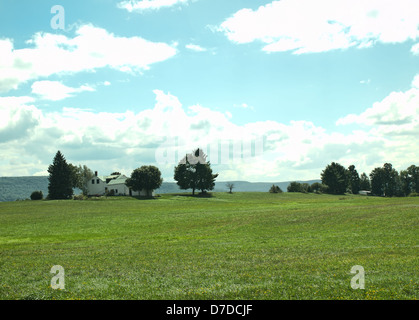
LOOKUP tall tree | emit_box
[68,163,81,189]
[174,148,218,195]
[321,162,348,195]
[174,161,196,195]
[126,165,163,197]
[400,170,411,196]
[47,150,73,200]
[383,163,400,197]
[359,172,371,191]
[407,165,419,193]
[68,164,94,195]
[347,165,361,194]
[370,166,385,196]
[370,163,402,197]
[195,161,218,194]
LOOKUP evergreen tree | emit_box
[347,165,361,194]
[370,166,385,196]
[359,172,371,191]
[407,165,419,193]
[383,163,399,197]
[400,169,411,196]
[47,151,73,200]
[269,185,282,193]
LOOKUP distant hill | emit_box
[213,180,322,193]
[0,176,50,202]
[154,180,322,194]
[0,176,321,202]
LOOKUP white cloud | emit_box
[185,44,207,52]
[337,76,419,129]
[0,24,177,93]
[412,42,419,55]
[412,74,419,89]
[118,0,190,12]
[0,96,41,143]
[337,75,419,170]
[218,0,419,54]
[31,81,95,101]
[1,88,417,181]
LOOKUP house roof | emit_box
[106,175,128,186]
[105,174,120,179]
[95,174,124,181]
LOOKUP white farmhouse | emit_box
[87,171,154,197]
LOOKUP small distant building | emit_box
[359,190,371,196]
[87,171,154,197]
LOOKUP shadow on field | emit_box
[131,196,158,200]
[171,192,214,198]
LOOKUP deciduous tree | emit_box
[126,166,163,197]
[359,172,371,191]
[174,148,218,195]
[321,162,348,195]
[226,182,235,193]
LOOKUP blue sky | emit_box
[1,0,419,182]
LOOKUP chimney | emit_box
[95,171,98,177]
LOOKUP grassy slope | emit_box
[0,192,417,300]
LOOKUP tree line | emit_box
[39,150,418,200]
[286,162,419,197]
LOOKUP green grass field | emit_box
[0,192,417,300]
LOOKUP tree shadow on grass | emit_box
[131,196,158,200]
[172,192,214,198]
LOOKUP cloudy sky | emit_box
[0,0,418,182]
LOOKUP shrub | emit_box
[311,182,328,194]
[301,183,311,193]
[73,194,86,200]
[30,191,43,200]
[287,181,302,192]
[269,185,283,193]
[408,192,419,197]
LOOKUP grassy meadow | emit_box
[0,192,417,300]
